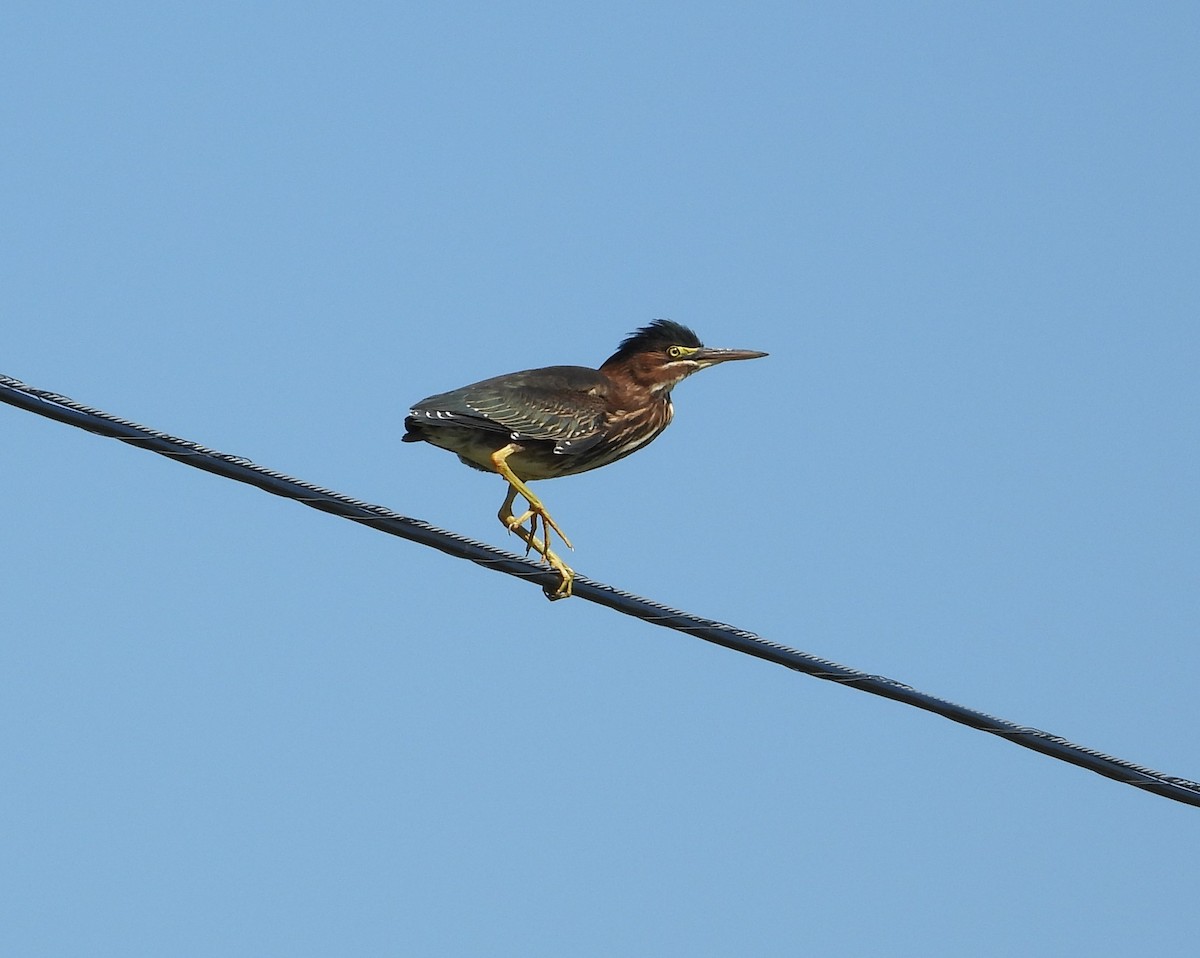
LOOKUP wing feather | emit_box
[410,366,609,455]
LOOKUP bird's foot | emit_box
[501,511,535,554]
[499,513,575,599]
[496,480,575,598]
[509,504,573,552]
[541,551,575,601]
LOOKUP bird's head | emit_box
[600,319,767,392]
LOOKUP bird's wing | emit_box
[410,365,609,455]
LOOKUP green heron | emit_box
[403,320,767,598]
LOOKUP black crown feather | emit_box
[605,320,702,365]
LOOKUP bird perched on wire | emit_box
[403,320,767,599]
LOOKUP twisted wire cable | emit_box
[2,371,1197,808]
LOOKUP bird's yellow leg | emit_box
[490,444,573,550]
[492,446,576,599]
[496,482,575,599]
[497,484,538,556]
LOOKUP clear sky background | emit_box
[3,2,1198,955]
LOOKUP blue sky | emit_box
[3,2,1198,954]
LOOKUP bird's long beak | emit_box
[691,347,769,368]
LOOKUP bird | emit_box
[402,320,768,599]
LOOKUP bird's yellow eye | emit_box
[667,345,684,358]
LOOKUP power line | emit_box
[3,370,1198,809]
